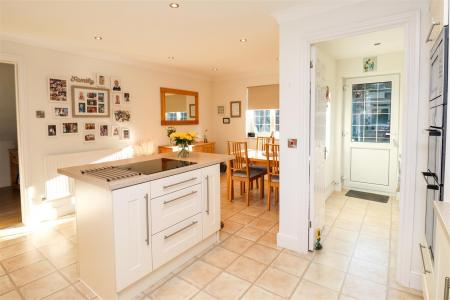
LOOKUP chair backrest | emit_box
[266,143,280,176]
[256,136,275,152]
[227,141,250,174]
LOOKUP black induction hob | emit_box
[117,158,196,175]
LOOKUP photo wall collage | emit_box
[46,74,132,143]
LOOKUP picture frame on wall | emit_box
[223,117,230,124]
[71,86,110,118]
[52,106,69,118]
[189,104,196,118]
[112,126,120,137]
[96,73,108,88]
[48,76,69,102]
[84,133,96,143]
[230,101,241,118]
[47,124,58,137]
[123,92,131,103]
[217,105,225,115]
[111,77,122,91]
[84,122,96,131]
[120,128,130,140]
[99,124,109,137]
[61,122,79,135]
[112,93,123,106]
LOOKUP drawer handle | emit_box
[205,175,210,214]
[164,221,198,240]
[419,243,431,274]
[445,277,450,300]
[163,191,197,205]
[145,193,150,246]
[163,177,197,189]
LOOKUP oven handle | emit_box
[422,172,440,190]
[426,128,442,136]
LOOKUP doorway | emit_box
[0,62,22,229]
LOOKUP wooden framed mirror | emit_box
[160,87,199,125]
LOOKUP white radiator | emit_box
[44,147,134,201]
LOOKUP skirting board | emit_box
[277,232,304,253]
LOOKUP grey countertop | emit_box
[58,151,233,190]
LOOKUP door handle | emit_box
[145,193,149,246]
[419,243,432,274]
[205,175,210,214]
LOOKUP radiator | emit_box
[44,147,134,201]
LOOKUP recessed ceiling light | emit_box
[169,3,180,8]
[94,36,103,40]
[374,42,381,46]
[168,56,175,60]
[212,67,219,71]
[240,38,247,43]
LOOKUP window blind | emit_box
[247,84,279,110]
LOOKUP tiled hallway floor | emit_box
[0,175,423,299]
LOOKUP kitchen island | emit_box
[58,151,232,300]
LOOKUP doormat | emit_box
[345,190,389,203]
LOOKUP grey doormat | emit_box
[345,190,389,203]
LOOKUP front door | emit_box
[343,75,400,194]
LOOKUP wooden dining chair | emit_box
[266,143,280,210]
[256,136,275,152]
[227,141,266,206]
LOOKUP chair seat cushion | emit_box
[233,168,266,179]
[270,175,279,183]
[251,165,268,172]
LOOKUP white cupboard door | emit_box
[434,219,450,300]
[112,183,152,291]
[202,164,221,238]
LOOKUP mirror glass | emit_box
[161,88,199,125]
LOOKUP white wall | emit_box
[0,62,17,187]
[0,39,213,222]
[276,0,429,290]
[210,73,278,154]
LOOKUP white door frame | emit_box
[307,11,421,289]
[0,54,31,226]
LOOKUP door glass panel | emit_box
[351,81,392,143]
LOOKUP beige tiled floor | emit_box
[0,175,423,299]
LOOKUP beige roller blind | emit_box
[247,84,279,110]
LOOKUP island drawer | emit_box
[151,169,202,198]
[151,184,202,234]
[152,214,202,269]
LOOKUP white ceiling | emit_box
[316,27,405,60]
[0,1,304,79]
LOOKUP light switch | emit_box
[288,139,297,148]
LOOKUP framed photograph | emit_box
[112,93,123,106]
[99,124,109,137]
[120,128,130,140]
[96,73,108,87]
[61,122,79,135]
[113,110,131,122]
[84,122,96,131]
[53,106,69,118]
[48,76,68,102]
[71,86,110,118]
[217,105,225,115]
[123,92,131,103]
[36,110,46,119]
[47,124,58,137]
[111,77,122,92]
[363,56,377,72]
[84,133,96,143]
[223,117,230,124]
[230,101,241,118]
[189,104,196,118]
[112,126,120,137]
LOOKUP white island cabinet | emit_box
[59,152,231,300]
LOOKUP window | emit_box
[351,81,391,143]
[165,112,187,121]
[246,109,280,138]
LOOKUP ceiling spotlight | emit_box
[169,3,180,8]
[94,36,103,40]
[212,67,219,71]
[240,38,247,43]
[374,42,381,46]
[168,56,175,60]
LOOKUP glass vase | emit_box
[178,145,190,158]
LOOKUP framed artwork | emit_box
[230,101,241,118]
[47,124,58,137]
[99,124,109,137]
[112,126,120,137]
[114,110,131,122]
[84,133,96,143]
[71,86,110,118]
[112,93,123,106]
[189,104,196,118]
[48,76,68,102]
[217,105,225,115]
[223,117,230,124]
[363,56,377,72]
[84,122,96,131]
[123,92,131,103]
[36,111,46,119]
[61,122,79,135]
[111,77,122,91]
[96,73,108,87]
[120,128,130,140]
[52,106,69,118]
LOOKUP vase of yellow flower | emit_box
[170,132,196,158]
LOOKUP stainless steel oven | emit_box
[423,25,448,261]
